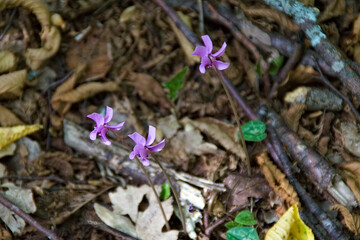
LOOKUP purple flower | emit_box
[192,35,230,74]
[87,106,125,145]
[128,125,165,166]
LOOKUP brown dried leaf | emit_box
[318,0,346,22]
[128,72,172,110]
[224,173,271,208]
[256,152,300,206]
[331,204,360,235]
[51,64,86,115]
[0,70,27,99]
[180,117,246,161]
[0,50,17,73]
[243,8,299,32]
[281,103,306,132]
[0,104,24,127]
[167,17,198,65]
[52,82,119,107]
[342,161,360,178]
[353,14,360,42]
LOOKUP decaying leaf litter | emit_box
[1,0,360,239]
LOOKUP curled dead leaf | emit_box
[281,103,306,132]
[25,25,61,70]
[0,70,27,99]
[0,50,17,73]
[256,152,300,206]
[331,204,360,235]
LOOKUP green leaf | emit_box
[255,59,263,78]
[162,66,188,101]
[225,221,240,229]
[226,227,260,240]
[240,120,267,142]
[160,183,171,200]
[269,55,284,76]
[234,210,258,226]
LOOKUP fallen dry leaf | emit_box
[318,0,346,22]
[95,185,179,240]
[0,104,24,127]
[331,204,360,235]
[339,122,360,157]
[0,70,27,99]
[128,72,173,110]
[181,117,246,161]
[0,50,17,73]
[281,103,306,132]
[0,124,42,150]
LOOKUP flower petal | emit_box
[142,158,150,166]
[146,125,156,146]
[199,56,211,74]
[128,132,146,145]
[148,139,165,152]
[100,128,111,145]
[201,35,213,54]
[192,46,207,57]
[214,60,230,71]
[89,128,98,141]
[87,113,104,127]
[212,42,227,58]
[136,144,149,159]
[104,106,113,123]
[106,121,125,131]
[129,150,136,159]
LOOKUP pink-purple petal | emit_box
[87,113,104,127]
[104,106,113,123]
[100,128,111,145]
[212,42,227,58]
[146,125,156,146]
[128,132,146,145]
[192,46,207,57]
[148,139,165,152]
[129,151,136,159]
[142,158,150,166]
[89,129,98,141]
[214,60,230,70]
[201,35,213,54]
[106,122,125,131]
[199,56,211,74]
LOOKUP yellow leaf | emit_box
[265,205,314,240]
[0,124,42,150]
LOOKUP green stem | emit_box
[153,156,187,234]
[135,156,170,231]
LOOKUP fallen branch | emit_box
[0,194,60,240]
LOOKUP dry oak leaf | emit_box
[128,72,173,110]
[95,185,179,240]
[0,124,41,150]
[0,70,27,99]
[331,204,360,235]
[0,182,36,235]
[0,50,17,73]
[0,104,24,127]
[180,117,246,161]
[256,152,300,206]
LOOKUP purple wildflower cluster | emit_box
[87,106,165,166]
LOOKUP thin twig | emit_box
[134,156,170,231]
[0,9,16,41]
[314,58,360,122]
[0,194,61,240]
[152,156,187,234]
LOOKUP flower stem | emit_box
[152,156,187,234]
[134,156,170,231]
[210,62,251,175]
